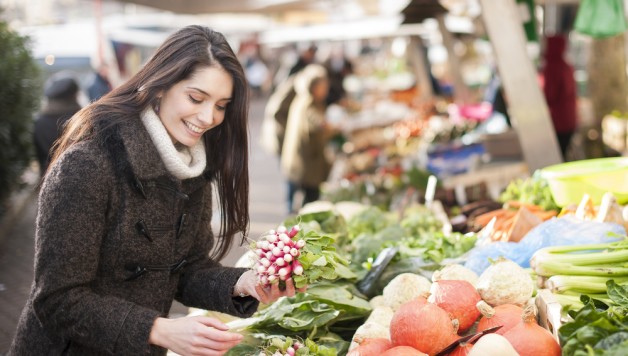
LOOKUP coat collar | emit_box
[113,117,209,190]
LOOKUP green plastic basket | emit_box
[541,157,628,207]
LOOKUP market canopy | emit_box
[105,0,385,16]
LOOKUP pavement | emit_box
[0,95,288,354]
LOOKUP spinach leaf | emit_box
[560,283,628,355]
[607,280,628,307]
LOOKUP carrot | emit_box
[474,209,513,227]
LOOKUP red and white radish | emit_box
[252,224,304,287]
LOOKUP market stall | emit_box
[132,1,628,355]
[183,165,627,355]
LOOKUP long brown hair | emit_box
[50,25,250,260]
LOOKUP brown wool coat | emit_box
[9,116,257,356]
[281,100,331,188]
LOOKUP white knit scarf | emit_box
[140,108,207,179]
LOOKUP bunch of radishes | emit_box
[260,339,304,356]
[252,224,306,287]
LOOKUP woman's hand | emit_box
[149,316,242,356]
[235,270,307,304]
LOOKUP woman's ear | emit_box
[154,96,162,114]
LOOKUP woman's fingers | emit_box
[196,316,230,331]
[192,331,242,352]
[283,278,297,296]
[254,283,272,304]
[161,317,243,356]
[253,278,306,304]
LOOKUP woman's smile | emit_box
[184,120,205,135]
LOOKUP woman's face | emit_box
[158,65,233,147]
[312,78,329,104]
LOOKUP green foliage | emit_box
[227,282,370,355]
[0,18,42,208]
[499,170,560,211]
[559,280,628,355]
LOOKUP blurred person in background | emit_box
[33,72,82,178]
[87,63,113,102]
[10,25,302,356]
[288,44,318,77]
[244,52,270,98]
[262,45,324,158]
[281,64,334,213]
[543,34,578,160]
[261,73,297,156]
[324,51,353,106]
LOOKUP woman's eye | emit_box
[216,105,227,111]
[188,95,202,104]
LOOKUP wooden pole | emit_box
[478,0,562,170]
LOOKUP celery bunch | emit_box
[530,237,628,309]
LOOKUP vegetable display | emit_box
[221,175,626,356]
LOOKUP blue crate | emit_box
[427,142,486,178]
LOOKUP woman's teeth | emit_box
[185,121,203,134]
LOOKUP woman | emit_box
[281,64,333,213]
[10,25,300,356]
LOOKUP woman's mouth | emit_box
[184,121,204,134]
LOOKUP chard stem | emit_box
[533,260,628,277]
[545,275,628,294]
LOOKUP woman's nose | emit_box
[198,103,214,125]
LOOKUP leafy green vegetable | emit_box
[228,289,365,355]
[261,336,337,356]
[305,281,371,319]
[247,294,340,334]
[499,170,559,211]
[400,204,443,235]
[346,206,392,240]
[559,280,628,355]
[292,230,356,289]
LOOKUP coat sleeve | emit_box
[32,144,161,355]
[174,183,259,317]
